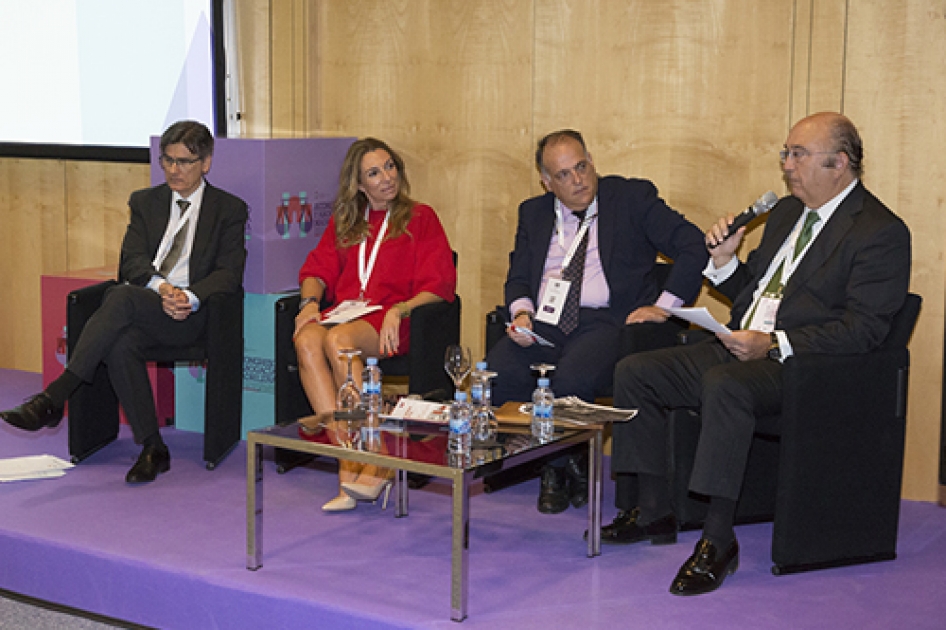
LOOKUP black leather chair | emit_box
[274,292,461,420]
[66,281,244,469]
[668,292,921,574]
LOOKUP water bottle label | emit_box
[470,383,484,405]
[534,404,553,419]
[450,418,471,434]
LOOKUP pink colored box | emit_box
[41,267,174,425]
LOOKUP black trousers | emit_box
[486,308,621,406]
[610,338,783,502]
[67,284,207,443]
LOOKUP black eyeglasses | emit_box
[159,155,202,169]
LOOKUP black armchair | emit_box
[274,292,461,427]
[668,292,922,574]
[66,281,244,469]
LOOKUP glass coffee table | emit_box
[246,410,604,622]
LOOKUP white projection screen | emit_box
[0,0,224,162]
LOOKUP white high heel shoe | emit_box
[322,494,356,512]
[340,479,393,510]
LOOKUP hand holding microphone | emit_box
[707,191,779,250]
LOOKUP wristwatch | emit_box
[298,296,320,311]
[767,332,782,361]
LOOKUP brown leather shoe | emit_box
[125,444,171,484]
[669,537,739,596]
[0,393,64,432]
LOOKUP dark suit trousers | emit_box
[487,308,620,406]
[610,338,783,502]
[67,284,207,443]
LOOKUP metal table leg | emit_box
[247,438,263,570]
[587,429,602,557]
[451,470,471,621]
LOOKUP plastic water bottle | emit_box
[470,361,497,441]
[531,377,555,443]
[361,357,383,414]
[448,391,472,454]
[361,357,383,451]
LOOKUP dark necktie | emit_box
[559,210,589,335]
[158,199,192,277]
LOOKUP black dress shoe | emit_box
[669,537,739,596]
[0,393,64,432]
[537,465,570,514]
[599,510,678,545]
[564,453,588,509]
[125,444,171,484]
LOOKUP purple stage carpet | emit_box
[1,368,946,629]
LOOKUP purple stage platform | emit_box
[2,368,946,629]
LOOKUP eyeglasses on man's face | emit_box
[550,159,591,184]
[159,154,203,169]
[779,146,838,163]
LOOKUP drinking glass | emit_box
[529,363,557,379]
[336,348,363,447]
[444,345,472,391]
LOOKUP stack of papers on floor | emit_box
[0,454,74,482]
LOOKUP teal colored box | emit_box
[174,292,285,438]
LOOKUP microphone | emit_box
[709,191,779,248]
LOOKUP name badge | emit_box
[746,295,780,333]
[535,278,570,326]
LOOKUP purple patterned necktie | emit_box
[559,211,589,335]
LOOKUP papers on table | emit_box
[320,300,382,325]
[666,306,732,335]
[386,398,451,424]
[0,454,74,482]
[517,396,637,424]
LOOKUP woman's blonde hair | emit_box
[333,138,416,247]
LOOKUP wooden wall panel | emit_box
[843,0,946,501]
[535,0,795,322]
[234,0,274,137]
[790,0,848,121]
[313,0,535,355]
[65,162,149,270]
[0,158,66,371]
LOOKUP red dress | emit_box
[298,203,456,355]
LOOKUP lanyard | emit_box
[358,207,390,299]
[555,198,597,270]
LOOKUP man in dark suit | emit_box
[486,129,707,513]
[604,112,911,595]
[1,121,248,484]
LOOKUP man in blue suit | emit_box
[1,121,248,484]
[486,129,708,513]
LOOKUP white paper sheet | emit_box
[666,307,732,335]
[0,454,74,482]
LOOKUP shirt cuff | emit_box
[147,276,165,293]
[508,297,535,321]
[655,291,684,309]
[703,256,739,286]
[182,289,200,312]
[774,330,792,361]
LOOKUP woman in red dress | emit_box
[294,138,456,511]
